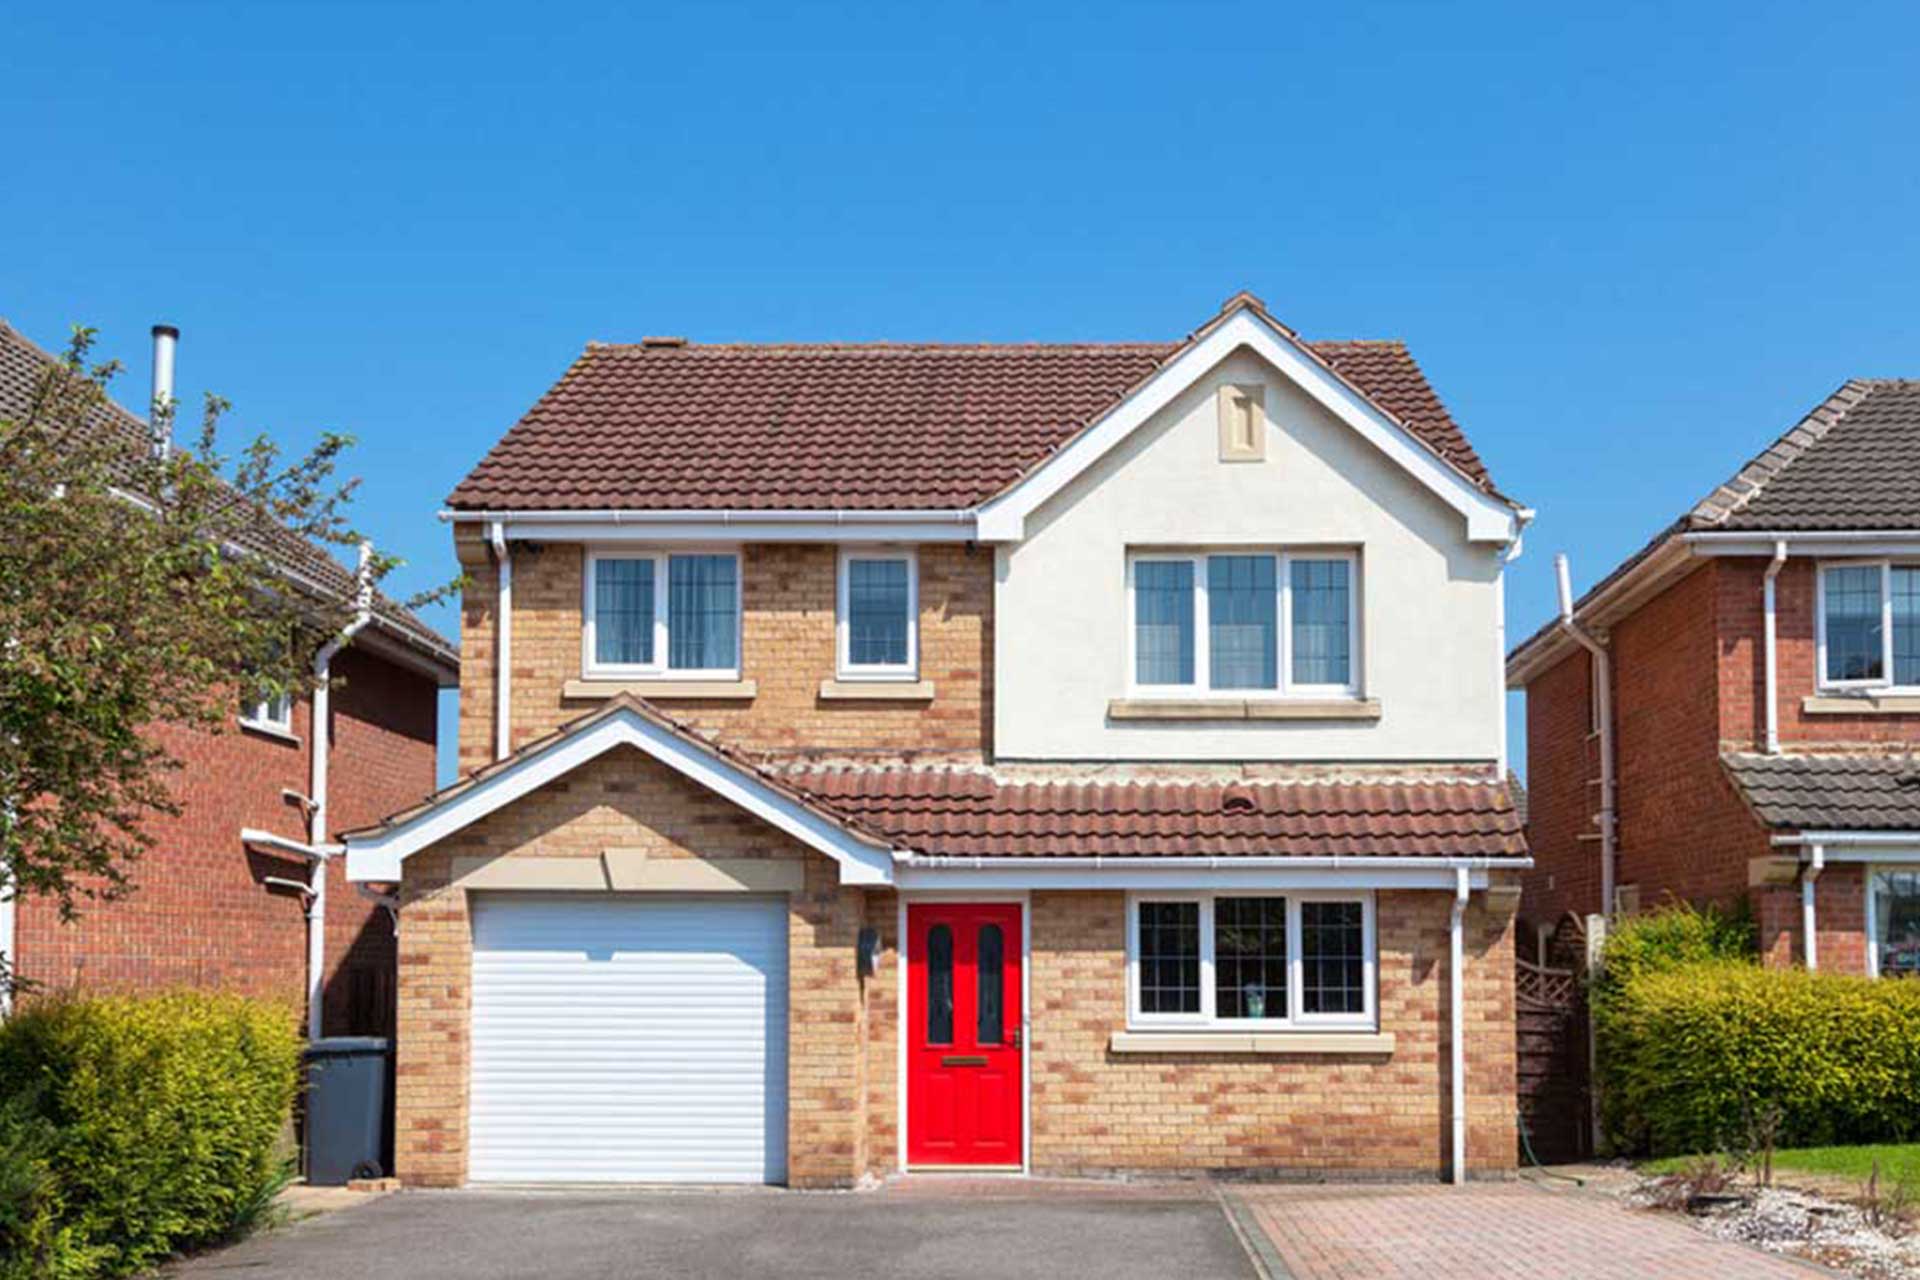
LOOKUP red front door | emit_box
[907,902,1023,1168]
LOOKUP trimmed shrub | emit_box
[1592,901,1756,1004]
[1601,960,1920,1156]
[0,992,301,1277]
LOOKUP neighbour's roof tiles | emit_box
[1723,752,1920,831]
[0,319,457,671]
[446,302,1494,511]
[780,766,1528,859]
[1708,380,1920,531]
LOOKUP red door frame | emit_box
[904,900,1025,1170]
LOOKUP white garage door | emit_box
[469,893,788,1183]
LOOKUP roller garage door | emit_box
[468,893,789,1183]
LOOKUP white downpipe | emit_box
[1763,540,1787,754]
[1802,843,1825,971]
[491,521,511,762]
[1556,554,1617,917]
[1449,866,1470,1186]
[306,541,375,1041]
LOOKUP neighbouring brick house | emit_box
[344,293,1531,1188]
[1509,379,1920,977]
[0,319,459,1038]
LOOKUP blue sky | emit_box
[6,1,1918,782]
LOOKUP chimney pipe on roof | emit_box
[149,324,179,459]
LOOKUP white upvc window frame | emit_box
[836,547,919,681]
[581,546,743,681]
[1817,559,1920,693]
[239,688,294,736]
[1866,861,1920,980]
[1124,889,1377,1032]
[1124,548,1361,699]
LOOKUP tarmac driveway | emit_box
[167,1183,1260,1280]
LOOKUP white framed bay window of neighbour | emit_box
[582,548,742,680]
[1126,549,1359,698]
[1818,561,1920,691]
[836,548,918,680]
[1126,891,1377,1031]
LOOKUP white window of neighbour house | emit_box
[1818,562,1920,690]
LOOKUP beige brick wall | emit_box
[455,530,993,774]
[1025,887,1518,1178]
[392,744,875,1188]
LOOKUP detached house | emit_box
[1510,380,1920,977]
[344,293,1530,1188]
[0,319,459,1038]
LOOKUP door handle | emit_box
[940,1055,988,1067]
[1011,1028,1022,1050]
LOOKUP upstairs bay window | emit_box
[1818,562,1920,690]
[1128,550,1358,697]
[1128,892,1376,1030]
[584,550,741,679]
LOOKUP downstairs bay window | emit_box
[1127,892,1376,1030]
[1818,561,1920,690]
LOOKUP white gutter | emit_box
[305,541,374,1041]
[1771,832,1920,849]
[1763,540,1787,754]
[1449,866,1470,1186]
[892,854,1526,871]
[490,522,511,762]
[1686,529,1920,545]
[1556,554,1618,917]
[1801,843,1825,970]
[443,507,977,525]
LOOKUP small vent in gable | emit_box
[1218,384,1265,462]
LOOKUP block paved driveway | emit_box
[167,1178,1829,1280]
[1227,1182,1832,1279]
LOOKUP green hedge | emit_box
[1594,907,1920,1155]
[0,992,301,1279]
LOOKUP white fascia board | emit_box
[895,857,1518,892]
[344,708,897,886]
[444,509,978,544]
[974,311,1519,545]
[1771,832,1920,856]
[1687,531,1920,558]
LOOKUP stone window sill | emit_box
[818,679,935,701]
[237,718,301,746]
[1804,693,1920,715]
[563,678,758,701]
[1109,1030,1393,1055]
[1106,697,1382,722]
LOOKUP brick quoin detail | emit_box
[16,646,438,1034]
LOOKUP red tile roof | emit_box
[783,767,1526,859]
[447,305,1493,511]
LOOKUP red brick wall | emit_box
[14,644,438,1036]
[1520,648,1601,928]
[1519,562,1772,936]
[1611,562,1769,911]
[1757,864,1871,975]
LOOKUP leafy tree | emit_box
[0,327,450,991]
